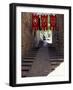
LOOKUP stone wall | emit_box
[52,14,64,56]
[21,12,34,58]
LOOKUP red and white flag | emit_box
[50,15,56,30]
[41,15,48,30]
[32,14,39,30]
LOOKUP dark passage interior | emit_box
[21,13,64,77]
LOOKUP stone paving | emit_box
[22,42,64,77]
[27,44,52,77]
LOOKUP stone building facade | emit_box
[52,14,64,56]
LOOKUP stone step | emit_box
[23,50,38,58]
[22,62,33,66]
[50,65,59,70]
[51,68,55,71]
[50,61,60,65]
[22,64,32,67]
[28,53,37,57]
[28,51,37,53]
[22,71,29,77]
[23,57,35,59]
[49,59,63,62]
[24,56,36,58]
[22,66,31,70]
[22,69,29,72]
[22,61,34,63]
[22,59,35,62]
[51,63,60,66]
[30,50,38,52]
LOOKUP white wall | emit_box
[0,0,72,90]
[35,30,40,47]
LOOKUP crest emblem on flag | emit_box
[50,15,56,30]
[41,15,48,30]
[32,14,39,30]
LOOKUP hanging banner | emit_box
[41,15,48,30]
[50,15,56,30]
[32,14,39,30]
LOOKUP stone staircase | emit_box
[21,48,39,77]
[47,45,64,72]
[49,58,63,72]
[21,44,64,77]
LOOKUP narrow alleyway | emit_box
[21,13,64,77]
